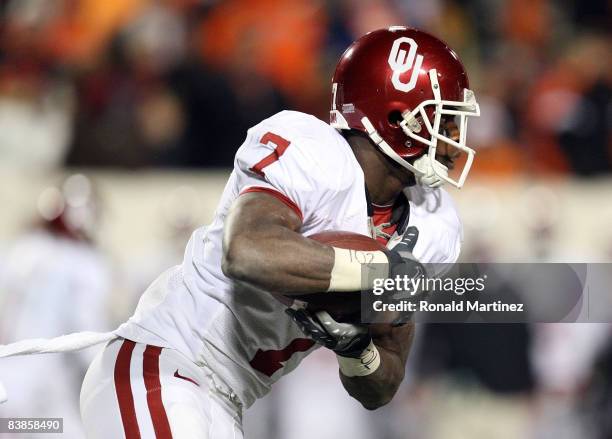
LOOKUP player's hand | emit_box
[285,308,372,358]
[385,226,426,296]
[378,226,428,326]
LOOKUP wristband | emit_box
[336,340,381,377]
[327,247,388,292]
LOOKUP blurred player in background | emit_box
[0,174,112,438]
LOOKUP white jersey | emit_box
[116,111,462,408]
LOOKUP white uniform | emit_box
[81,111,462,438]
[0,231,111,439]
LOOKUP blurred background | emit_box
[0,0,610,438]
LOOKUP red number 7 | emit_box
[249,132,291,177]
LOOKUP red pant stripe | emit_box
[114,340,141,439]
[143,345,173,439]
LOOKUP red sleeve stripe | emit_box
[240,186,303,221]
[143,345,173,439]
[114,340,141,439]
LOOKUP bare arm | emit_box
[222,191,334,293]
[228,192,417,408]
[339,323,415,410]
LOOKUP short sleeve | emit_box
[233,116,357,227]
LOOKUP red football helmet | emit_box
[330,26,480,188]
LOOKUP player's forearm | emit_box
[222,224,335,293]
[223,191,389,294]
[337,324,414,410]
[338,344,405,410]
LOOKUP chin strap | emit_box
[412,155,448,188]
[361,117,424,177]
[361,116,447,189]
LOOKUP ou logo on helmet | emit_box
[388,37,424,92]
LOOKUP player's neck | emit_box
[346,133,408,205]
[364,170,404,206]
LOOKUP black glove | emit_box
[285,308,371,358]
[384,226,427,298]
[377,226,428,326]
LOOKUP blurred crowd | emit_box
[0,0,610,173]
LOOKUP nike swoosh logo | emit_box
[174,369,200,387]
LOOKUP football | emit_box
[290,231,387,322]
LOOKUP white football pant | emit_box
[80,338,244,439]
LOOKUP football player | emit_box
[0,174,111,438]
[2,27,480,438]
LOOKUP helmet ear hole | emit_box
[387,110,403,127]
